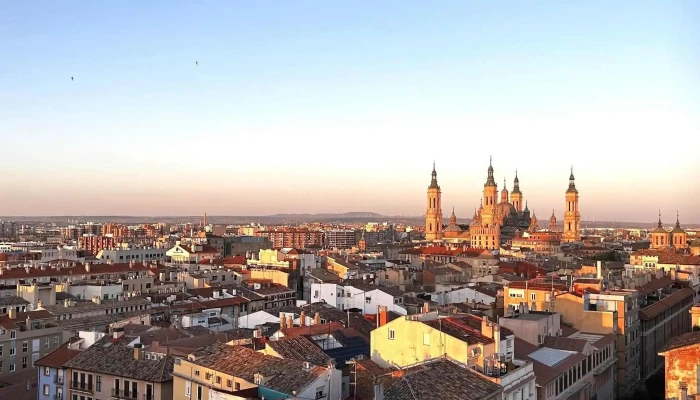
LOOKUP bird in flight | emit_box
[71,76,74,81]
[196,61,198,65]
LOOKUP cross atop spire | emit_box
[429,162,439,189]
[485,157,496,187]
[567,166,577,193]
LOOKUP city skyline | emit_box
[1,1,698,220]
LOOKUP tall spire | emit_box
[567,166,577,193]
[676,210,681,228]
[512,169,521,194]
[429,162,439,189]
[658,209,663,228]
[485,156,496,187]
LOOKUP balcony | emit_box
[111,389,138,399]
[112,389,139,400]
[53,375,64,384]
[70,382,93,393]
[53,395,64,400]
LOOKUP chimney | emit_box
[523,303,529,314]
[378,306,388,327]
[133,343,143,360]
[113,327,124,339]
[37,299,43,309]
[493,325,501,358]
[8,308,16,319]
[299,311,306,327]
[279,314,287,331]
[84,263,91,272]
[313,312,321,325]
[518,302,525,314]
[596,261,602,279]
[25,316,32,331]
[286,315,293,329]
[672,268,678,281]
[423,301,430,314]
[481,316,493,339]
[655,269,662,279]
[680,383,688,400]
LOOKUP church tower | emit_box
[563,167,581,242]
[672,212,688,250]
[482,157,498,228]
[549,209,558,231]
[425,162,443,241]
[651,211,669,250]
[510,170,524,212]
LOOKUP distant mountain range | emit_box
[1,212,697,229]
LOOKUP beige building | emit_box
[64,330,174,400]
[0,309,69,376]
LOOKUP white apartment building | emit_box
[97,243,168,263]
[310,282,407,315]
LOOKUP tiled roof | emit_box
[190,343,327,395]
[658,253,700,265]
[421,315,514,346]
[383,358,503,400]
[354,358,393,400]
[35,339,83,368]
[660,330,700,353]
[0,296,29,306]
[639,287,695,320]
[265,336,331,366]
[0,310,54,330]
[0,262,164,280]
[64,336,174,382]
[542,336,589,352]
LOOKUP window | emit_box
[10,330,16,339]
[423,333,430,346]
[197,385,203,400]
[389,329,395,340]
[96,376,101,392]
[531,293,536,301]
[43,384,50,395]
[54,336,59,346]
[235,382,240,390]
[10,347,15,356]
[44,367,51,376]
[215,376,221,384]
[9,364,15,372]
[22,356,27,368]
[194,370,200,376]
[22,341,28,353]
[45,338,50,349]
[315,387,325,399]
[185,381,191,397]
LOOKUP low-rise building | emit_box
[172,342,342,400]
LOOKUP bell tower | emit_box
[563,166,581,242]
[481,157,498,228]
[510,169,523,212]
[425,162,443,241]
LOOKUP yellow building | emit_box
[503,279,569,312]
[425,163,443,241]
[370,313,537,400]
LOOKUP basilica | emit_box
[425,158,581,249]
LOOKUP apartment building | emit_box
[504,279,569,312]
[166,243,220,265]
[371,312,536,400]
[39,297,152,334]
[255,228,324,249]
[97,244,167,263]
[36,338,84,400]
[0,309,69,376]
[556,289,639,397]
[310,281,407,315]
[324,230,356,249]
[172,342,341,400]
[64,333,174,400]
[515,332,617,400]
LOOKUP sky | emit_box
[0,1,699,223]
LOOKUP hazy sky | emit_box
[1,1,699,222]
